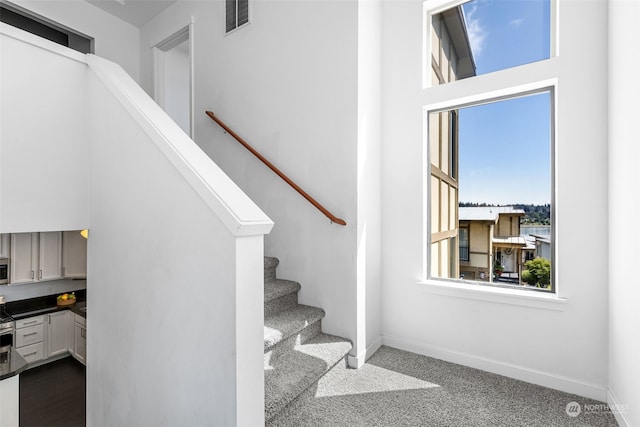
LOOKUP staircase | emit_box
[263,256,352,423]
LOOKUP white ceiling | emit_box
[85,0,177,28]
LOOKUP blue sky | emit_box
[456,0,551,205]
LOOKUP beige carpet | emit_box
[268,346,618,427]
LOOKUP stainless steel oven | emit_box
[0,296,13,363]
[0,258,8,285]
[0,322,12,363]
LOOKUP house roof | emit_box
[531,234,551,244]
[493,236,528,247]
[459,206,525,222]
[441,7,476,79]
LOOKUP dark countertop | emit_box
[7,290,86,320]
[0,348,28,381]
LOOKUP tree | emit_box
[522,257,551,288]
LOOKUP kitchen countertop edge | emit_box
[0,348,28,381]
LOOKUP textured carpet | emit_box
[268,346,618,427]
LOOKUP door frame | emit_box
[153,22,195,138]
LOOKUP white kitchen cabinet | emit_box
[46,311,70,358]
[15,315,45,364]
[9,233,36,284]
[62,231,87,279]
[9,232,62,284]
[38,232,62,281]
[73,314,86,366]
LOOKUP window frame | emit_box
[423,0,559,89]
[423,81,557,295]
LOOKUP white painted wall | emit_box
[0,24,89,233]
[354,0,383,366]
[140,1,367,353]
[8,0,140,81]
[381,0,610,401]
[608,1,640,425]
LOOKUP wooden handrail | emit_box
[206,111,347,226]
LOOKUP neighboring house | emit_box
[429,6,475,280]
[0,1,638,427]
[458,206,527,282]
[532,234,552,260]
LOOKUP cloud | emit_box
[509,18,525,27]
[464,5,488,57]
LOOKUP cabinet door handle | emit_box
[48,315,51,324]
[39,269,42,279]
[24,332,38,337]
[23,351,38,357]
[30,270,34,279]
[23,320,38,326]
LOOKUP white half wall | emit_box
[381,0,609,401]
[608,1,640,426]
[86,55,271,426]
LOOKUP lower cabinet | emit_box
[15,310,86,368]
[46,311,70,358]
[73,316,86,366]
[15,316,45,364]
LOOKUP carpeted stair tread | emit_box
[264,304,325,351]
[264,333,352,421]
[265,279,301,303]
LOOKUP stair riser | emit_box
[264,292,298,318]
[266,355,350,422]
[264,321,322,368]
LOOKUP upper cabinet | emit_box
[62,231,87,279]
[10,232,62,284]
[39,232,63,281]
[10,233,37,284]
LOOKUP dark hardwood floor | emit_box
[19,356,85,427]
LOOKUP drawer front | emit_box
[16,315,44,329]
[16,324,44,347]
[17,342,44,363]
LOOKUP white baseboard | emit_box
[348,335,383,369]
[607,389,632,427]
[383,334,608,402]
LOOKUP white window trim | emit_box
[416,278,567,311]
[423,78,560,306]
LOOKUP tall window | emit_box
[426,0,555,292]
